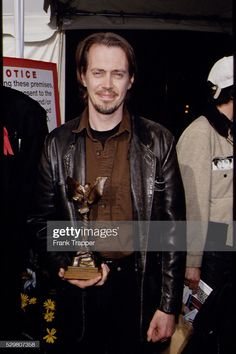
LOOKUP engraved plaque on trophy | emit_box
[64,176,107,280]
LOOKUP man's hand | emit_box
[58,263,110,289]
[185,267,201,291]
[147,309,175,343]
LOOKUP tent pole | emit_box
[14,0,24,58]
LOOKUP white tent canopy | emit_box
[3,0,63,62]
[3,0,65,121]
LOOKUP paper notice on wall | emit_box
[3,57,61,132]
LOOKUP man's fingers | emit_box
[70,276,102,288]
[147,329,170,343]
[147,327,163,342]
[147,319,163,342]
[147,310,175,343]
[59,268,65,278]
[148,331,164,342]
[58,264,110,288]
[185,278,199,291]
[95,263,110,286]
[147,326,154,342]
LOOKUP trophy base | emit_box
[64,266,101,280]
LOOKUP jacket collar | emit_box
[72,107,131,138]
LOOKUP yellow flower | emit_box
[44,311,55,322]
[43,328,57,344]
[43,299,56,311]
[21,293,29,310]
[29,297,37,305]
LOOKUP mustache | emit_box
[96,88,118,95]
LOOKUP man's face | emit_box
[81,44,134,115]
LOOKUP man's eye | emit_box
[114,72,124,78]
[93,71,103,77]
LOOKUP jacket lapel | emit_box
[63,132,86,186]
[62,131,86,222]
[130,129,156,253]
[130,125,156,222]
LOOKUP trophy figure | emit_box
[64,176,107,280]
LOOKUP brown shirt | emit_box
[77,109,133,258]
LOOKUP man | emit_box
[177,56,233,291]
[177,55,234,354]
[32,32,185,354]
[1,86,48,340]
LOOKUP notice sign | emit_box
[3,57,61,132]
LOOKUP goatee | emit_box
[93,102,122,115]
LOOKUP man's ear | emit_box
[128,75,134,90]
[77,70,86,87]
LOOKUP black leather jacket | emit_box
[31,112,186,329]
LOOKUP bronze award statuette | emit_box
[64,176,107,280]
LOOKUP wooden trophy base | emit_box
[64,266,101,280]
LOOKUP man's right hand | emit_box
[58,263,110,289]
[185,267,201,291]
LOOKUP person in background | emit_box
[1,86,48,341]
[177,56,234,354]
[29,32,186,354]
[177,55,233,291]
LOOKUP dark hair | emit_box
[75,32,136,100]
[207,82,234,105]
[203,83,233,138]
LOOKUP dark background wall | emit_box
[65,29,233,138]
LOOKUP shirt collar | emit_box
[73,107,131,139]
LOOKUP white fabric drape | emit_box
[3,0,65,123]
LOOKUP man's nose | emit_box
[102,74,113,89]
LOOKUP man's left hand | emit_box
[147,309,175,342]
[58,263,110,289]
